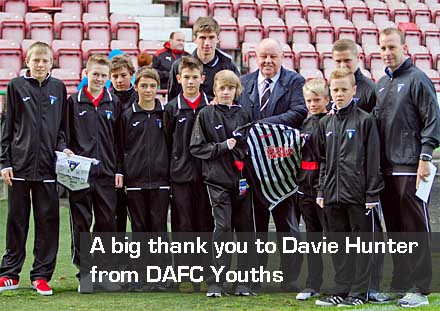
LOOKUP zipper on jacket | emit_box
[33,86,43,179]
[148,113,151,188]
[335,117,340,204]
[95,105,100,177]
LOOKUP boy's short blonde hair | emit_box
[135,67,160,86]
[303,78,329,97]
[213,70,242,100]
[86,54,111,71]
[26,41,53,59]
[110,54,135,75]
[329,68,355,86]
[193,17,220,37]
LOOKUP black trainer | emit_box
[337,296,365,307]
[316,295,345,306]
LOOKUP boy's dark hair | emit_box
[178,56,203,75]
[379,27,405,44]
[26,41,53,59]
[332,39,358,57]
[193,17,220,37]
[110,54,135,75]
[135,67,160,86]
[329,68,355,86]
[86,54,111,70]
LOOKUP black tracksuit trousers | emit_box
[325,203,373,301]
[0,180,59,281]
[68,181,116,278]
[381,175,432,295]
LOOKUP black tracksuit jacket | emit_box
[317,100,383,205]
[0,73,67,180]
[190,104,251,191]
[119,99,169,189]
[374,58,440,175]
[164,92,211,184]
[110,84,138,111]
[167,49,240,100]
[297,113,327,197]
[66,88,121,183]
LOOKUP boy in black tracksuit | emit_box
[315,68,383,307]
[66,55,122,292]
[190,70,254,297]
[295,79,329,301]
[109,55,139,233]
[119,68,170,291]
[164,56,214,292]
[0,42,68,296]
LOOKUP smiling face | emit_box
[86,63,110,95]
[135,77,158,104]
[256,39,283,79]
[329,76,357,109]
[25,50,53,83]
[177,67,204,98]
[304,91,328,115]
[379,31,407,72]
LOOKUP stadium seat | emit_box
[110,40,139,69]
[81,39,110,61]
[408,2,432,25]
[376,20,397,31]
[282,0,303,24]
[355,20,379,46]
[0,12,25,42]
[422,68,440,92]
[370,67,385,81]
[292,43,319,70]
[4,0,27,16]
[332,19,357,42]
[288,17,312,44]
[51,68,80,95]
[60,0,83,16]
[209,0,234,17]
[110,14,140,43]
[419,23,440,50]
[25,13,54,44]
[238,16,264,43]
[346,0,369,23]
[429,45,440,69]
[316,42,332,68]
[300,68,324,80]
[233,0,258,18]
[21,39,37,60]
[262,17,288,44]
[256,0,281,20]
[309,18,334,44]
[83,13,111,44]
[281,43,295,70]
[398,22,422,45]
[52,39,82,74]
[138,40,163,55]
[214,16,239,50]
[0,68,17,90]
[388,1,411,23]
[85,0,109,16]
[0,40,22,75]
[54,13,83,42]
[241,42,258,72]
[408,45,432,70]
[363,44,382,71]
[187,1,209,25]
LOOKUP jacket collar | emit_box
[335,99,356,116]
[78,87,113,105]
[177,91,209,110]
[385,57,412,79]
[131,98,164,113]
[23,69,51,86]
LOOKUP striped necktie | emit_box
[260,78,272,112]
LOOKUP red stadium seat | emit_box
[21,39,37,60]
[233,0,258,18]
[354,20,379,46]
[83,13,111,44]
[110,40,139,69]
[281,43,295,70]
[241,41,258,72]
[85,0,109,16]
[292,43,319,70]
[209,0,234,17]
[288,17,312,44]
[419,23,440,50]
[281,0,303,24]
[346,0,369,23]
[388,1,411,23]
[238,16,264,43]
[0,68,17,90]
[25,13,54,44]
[408,2,432,25]
[52,39,82,74]
[316,43,332,68]
[187,1,209,25]
[256,0,281,20]
[54,13,83,42]
[300,68,324,80]
[0,12,25,42]
[309,18,334,44]
[81,39,110,61]
[0,40,22,75]
[408,45,432,70]
[332,19,357,42]
[110,14,140,43]
[262,17,288,44]
[4,0,27,16]
[363,44,382,71]
[60,0,83,16]
[214,16,239,50]
[138,40,164,55]
[51,68,80,95]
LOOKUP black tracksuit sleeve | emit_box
[152,55,170,83]
[56,85,68,152]
[364,117,383,203]
[65,95,75,151]
[114,99,123,175]
[317,119,327,199]
[167,61,180,101]
[163,104,175,157]
[413,77,440,156]
[190,114,230,160]
[0,82,16,169]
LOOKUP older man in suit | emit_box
[238,38,307,292]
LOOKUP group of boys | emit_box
[0,14,438,310]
